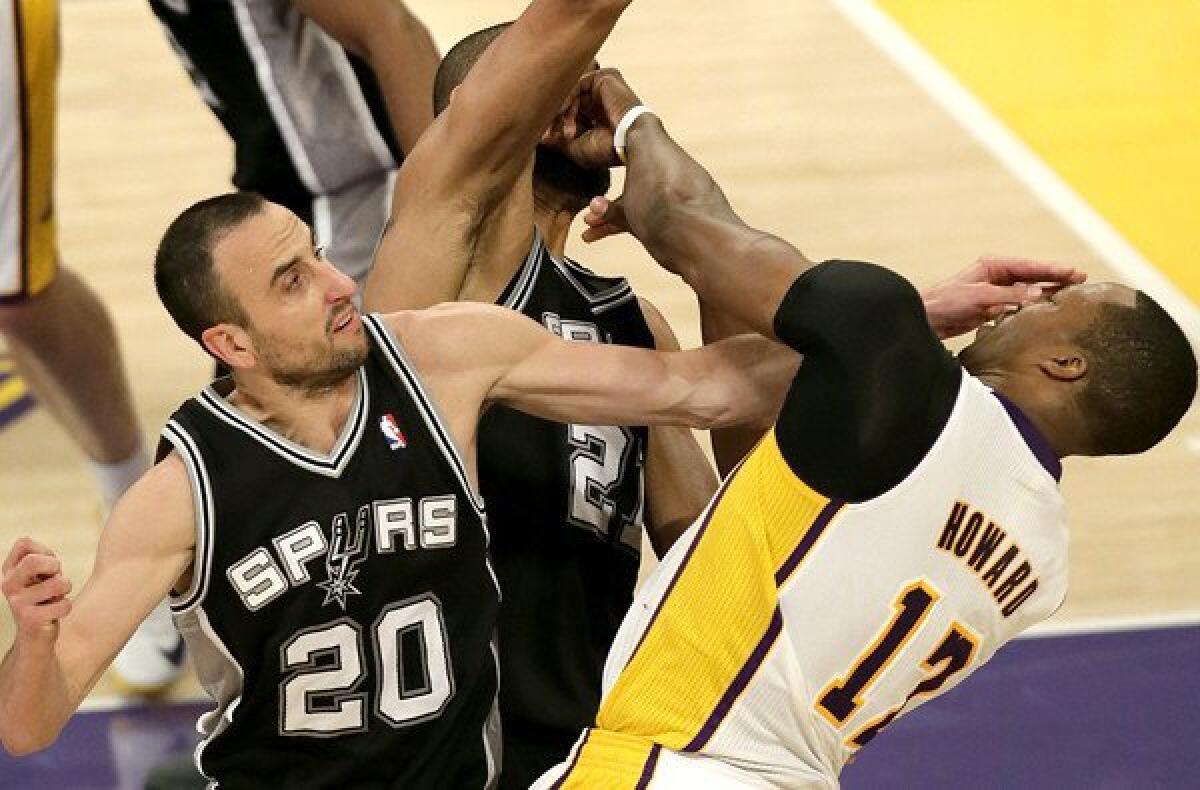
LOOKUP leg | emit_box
[0,267,142,465]
[1,0,146,507]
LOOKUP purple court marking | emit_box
[843,623,1200,788]
[0,702,205,790]
[1,624,1196,788]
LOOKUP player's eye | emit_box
[314,245,327,260]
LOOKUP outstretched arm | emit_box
[637,298,719,556]
[388,303,782,435]
[0,458,194,755]
[363,0,633,312]
[291,0,438,155]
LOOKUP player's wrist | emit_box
[614,105,657,164]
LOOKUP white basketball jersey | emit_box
[564,373,1068,788]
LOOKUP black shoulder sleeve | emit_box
[770,260,962,502]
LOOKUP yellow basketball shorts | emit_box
[1,0,58,302]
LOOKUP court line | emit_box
[1023,609,1200,638]
[827,0,1200,344]
[80,694,205,713]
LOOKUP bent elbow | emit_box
[2,729,55,757]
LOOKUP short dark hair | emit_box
[433,22,511,116]
[433,22,611,214]
[1076,291,1197,455]
[154,192,263,350]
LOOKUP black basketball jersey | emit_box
[161,316,500,789]
[478,231,655,785]
[147,0,401,217]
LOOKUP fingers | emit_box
[3,543,73,630]
[977,256,1088,287]
[3,537,54,574]
[12,574,72,606]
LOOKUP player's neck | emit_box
[225,370,360,455]
[534,206,575,258]
[981,373,1074,460]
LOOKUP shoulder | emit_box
[636,297,682,352]
[105,452,196,553]
[377,304,551,374]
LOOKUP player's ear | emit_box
[202,323,256,370]
[1037,346,1087,383]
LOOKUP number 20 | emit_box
[279,595,454,735]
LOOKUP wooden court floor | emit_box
[0,0,1196,704]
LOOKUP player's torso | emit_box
[164,318,499,789]
[479,232,653,739]
[592,374,1068,787]
[148,0,399,202]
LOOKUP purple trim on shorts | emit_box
[624,464,743,668]
[992,392,1062,482]
[550,729,592,790]
[11,0,31,300]
[635,744,662,789]
[774,499,843,586]
[683,607,784,752]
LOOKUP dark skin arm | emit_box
[556,71,1086,473]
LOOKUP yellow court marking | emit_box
[876,0,1200,301]
[0,375,29,408]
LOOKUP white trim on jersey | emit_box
[195,368,369,478]
[231,0,325,195]
[361,314,486,516]
[500,229,547,313]
[482,637,502,789]
[182,605,247,790]
[314,29,396,172]
[313,193,333,253]
[163,420,217,614]
[0,7,23,295]
[360,314,502,600]
[551,254,635,314]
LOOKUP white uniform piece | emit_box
[538,373,1069,788]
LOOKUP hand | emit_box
[2,538,72,640]
[581,195,630,243]
[543,68,643,170]
[921,256,1087,339]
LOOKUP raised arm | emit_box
[291,0,438,155]
[0,457,194,755]
[364,0,632,312]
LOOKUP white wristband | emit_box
[613,105,654,164]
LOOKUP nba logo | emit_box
[380,414,407,450]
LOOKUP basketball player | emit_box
[127,0,439,696]
[1,0,159,688]
[362,26,718,788]
[0,0,783,783]
[533,75,1198,787]
[149,0,438,286]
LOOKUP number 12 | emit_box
[816,580,980,748]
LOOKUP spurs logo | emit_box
[316,506,370,610]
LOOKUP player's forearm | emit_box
[0,636,77,755]
[449,0,631,179]
[360,6,438,154]
[698,300,799,475]
[622,118,814,338]
[644,427,718,557]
